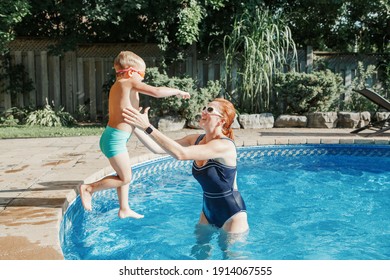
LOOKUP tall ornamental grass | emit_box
[224,8,297,113]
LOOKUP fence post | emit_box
[96,58,105,118]
[0,59,11,111]
[27,51,36,107]
[102,57,113,119]
[345,67,352,86]
[14,51,24,107]
[197,60,204,87]
[88,58,97,121]
[71,52,78,114]
[192,43,197,81]
[51,55,61,108]
[306,46,313,73]
[220,61,226,83]
[76,57,85,112]
[186,56,193,78]
[64,52,73,112]
[40,51,49,107]
[208,62,215,82]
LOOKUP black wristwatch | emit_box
[144,126,153,135]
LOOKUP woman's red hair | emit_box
[215,98,236,140]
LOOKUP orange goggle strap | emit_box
[115,67,145,78]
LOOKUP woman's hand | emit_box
[122,107,151,130]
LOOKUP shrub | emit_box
[143,67,222,121]
[0,107,29,126]
[274,70,343,115]
[26,103,76,127]
[74,104,90,122]
[342,62,380,112]
[56,107,77,126]
[0,55,34,105]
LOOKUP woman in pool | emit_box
[122,98,249,234]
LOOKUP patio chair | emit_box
[350,88,390,136]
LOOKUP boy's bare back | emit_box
[107,78,140,133]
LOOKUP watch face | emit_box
[145,126,153,134]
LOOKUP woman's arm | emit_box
[122,107,234,161]
[133,127,194,154]
[133,128,166,154]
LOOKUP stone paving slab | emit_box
[0,128,389,259]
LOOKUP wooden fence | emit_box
[0,39,385,121]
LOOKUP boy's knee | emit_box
[120,173,132,184]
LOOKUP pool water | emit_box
[60,145,390,260]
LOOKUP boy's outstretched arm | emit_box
[132,81,190,99]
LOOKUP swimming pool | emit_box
[60,144,390,260]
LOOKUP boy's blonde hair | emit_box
[114,51,146,70]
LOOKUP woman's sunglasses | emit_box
[115,67,145,78]
[202,106,223,117]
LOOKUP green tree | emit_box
[263,0,390,52]
[0,0,30,55]
[176,0,204,46]
[9,1,269,57]
[14,0,130,53]
[10,0,389,56]
[13,0,211,56]
[335,0,390,53]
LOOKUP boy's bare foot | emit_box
[118,208,144,219]
[79,184,92,211]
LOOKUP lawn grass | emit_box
[0,124,105,139]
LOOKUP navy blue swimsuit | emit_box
[192,134,247,228]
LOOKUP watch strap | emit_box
[145,126,153,134]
